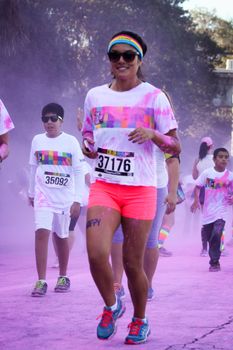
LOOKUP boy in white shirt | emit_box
[191,148,233,271]
[28,103,85,296]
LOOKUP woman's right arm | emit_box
[81,93,98,159]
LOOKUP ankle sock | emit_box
[108,298,118,311]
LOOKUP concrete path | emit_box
[1,237,233,350]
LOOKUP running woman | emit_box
[82,31,181,344]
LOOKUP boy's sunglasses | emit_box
[108,50,140,63]
[41,115,62,123]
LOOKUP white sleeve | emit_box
[82,91,94,139]
[72,137,86,203]
[29,137,37,166]
[195,171,207,187]
[73,167,85,203]
[28,164,37,197]
[71,137,85,168]
[0,99,14,135]
[154,91,178,134]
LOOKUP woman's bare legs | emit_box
[122,217,152,318]
[86,206,121,306]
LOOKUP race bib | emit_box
[94,148,135,182]
[44,171,70,188]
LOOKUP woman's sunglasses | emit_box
[108,50,140,63]
[41,115,63,123]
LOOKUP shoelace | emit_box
[96,309,113,327]
[57,277,66,285]
[127,319,144,335]
[36,281,45,288]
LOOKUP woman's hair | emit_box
[199,142,210,160]
[110,30,147,80]
[136,66,145,81]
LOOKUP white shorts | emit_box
[34,208,70,238]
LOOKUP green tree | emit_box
[190,9,233,64]
[0,0,228,139]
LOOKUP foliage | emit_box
[190,9,233,62]
[0,0,230,139]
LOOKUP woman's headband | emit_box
[107,35,143,59]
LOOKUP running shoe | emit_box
[147,287,155,301]
[125,318,150,344]
[209,263,221,272]
[114,282,126,300]
[200,249,208,257]
[159,247,173,257]
[97,297,126,340]
[31,280,48,297]
[54,276,70,293]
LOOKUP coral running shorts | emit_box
[88,180,156,220]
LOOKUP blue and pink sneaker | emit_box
[97,298,126,340]
[125,317,150,344]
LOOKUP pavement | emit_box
[1,231,233,350]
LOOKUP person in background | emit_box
[82,30,180,344]
[157,211,175,257]
[28,103,85,296]
[191,148,233,272]
[158,181,185,256]
[0,99,14,163]
[192,137,214,256]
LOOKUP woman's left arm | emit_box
[128,128,181,156]
[152,128,181,156]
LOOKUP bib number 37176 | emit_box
[94,148,135,181]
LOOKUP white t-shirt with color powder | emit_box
[29,132,85,210]
[196,167,233,224]
[154,148,169,188]
[0,99,14,135]
[82,82,178,187]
